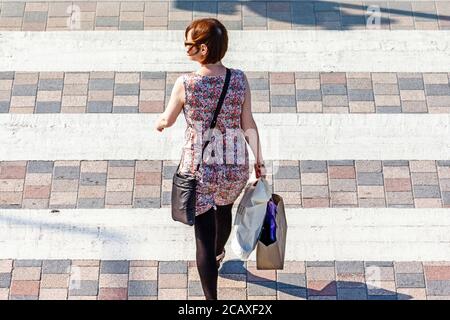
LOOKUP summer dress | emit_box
[178,68,250,216]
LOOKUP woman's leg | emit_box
[215,202,234,266]
[194,206,218,300]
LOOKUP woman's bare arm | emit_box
[240,73,265,175]
[154,76,185,132]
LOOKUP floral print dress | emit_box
[178,68,250,216]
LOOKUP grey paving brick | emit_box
[413,185,441,198]
[193,1,217,14]
[357,172,384,186]
[367,295,397,300]
[316,11,341,23]
[244,2,266,16]
[100,260,129,274]
[335,261,365,274]
[80,172,107,186]
[437,161,450,167]
[133,198,161,208]
[36,102,61,113]
[69,280,98,296]
[163,165,177,179]
[109,160,135,167]
[12,85,37,96]
[249,79,269,90]
[89,79,114,91]
[442,192,450,205]
[425,84,450,96]
[278,288,307,299]
[119,21,144,30]
[27,161,53,173]
[382,160,409,166]
[14,260,42,267]
[38,79,64,91]
[306,261,335,267]
[398,78,424,90]
[161,191,171,206]
[300,161,327,173]
[248,281,277,296]
[0,273,11,288]
[1,2,25,17]
[168,20,191,30]
[42,260,71,274]
[328,160,354,166]
[0,101,10,113]
[141,72,165,80]
[159,261,187,274]
[114,106,139,113]
[0,72,15,80]
[87,101,113,113]
[336,280,366,289]
[321,84,347,95]
[292,15,316,25]
[395,273,425,288]
[348,89,374,101]
[376,106,402,113]
[273,165,300,179]
[426,280,450,296]
[271,95,296,108]
[219,261,246,274]
[337,288,368,300]
[322,95,348,107]
[23,11,47,23]
[78,198,105,208]
[341,15,366,26]
[128,280,157,296]
[96,16,119,27]
[364,261,394,267]
[296,89,322,101]
[277,273,306,288]
[188,281,204,296]
[54,166,80,180]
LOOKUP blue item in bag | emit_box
[259,197,277,246]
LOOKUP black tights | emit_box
[194,202,233,300]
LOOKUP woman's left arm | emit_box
[154,76,185,132]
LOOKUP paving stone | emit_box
[100,261,129,274]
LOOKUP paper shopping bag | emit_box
[231,178,271,260]
[256,193,287,270]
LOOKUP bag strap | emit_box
[197,67,231,170]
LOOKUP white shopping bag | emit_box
[231,177,271,260]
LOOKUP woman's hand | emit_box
[254,162,267,179]
[155,120,165,132]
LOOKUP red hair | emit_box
[185,18,228,64]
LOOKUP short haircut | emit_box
[185,18,228,64]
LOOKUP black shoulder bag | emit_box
[171,67,231,226]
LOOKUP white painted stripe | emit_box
[1,30,450,72]
[1,208,450,260]
[1,113,449,161]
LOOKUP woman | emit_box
[154,18,266,300]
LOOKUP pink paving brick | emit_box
[424,266,450,280]
[307,280,337,296]
[98,288,128,300]
[158,274,187,289]
[40,274,69,288]
[12,267,41,281]
[328,166,356,179]
[10,280,40,297]
[39,288,68,300]
[158,288,187,300]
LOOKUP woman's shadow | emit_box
[174,0,450,30]
[209,260,413,300]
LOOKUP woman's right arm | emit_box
[240,73,266,178]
